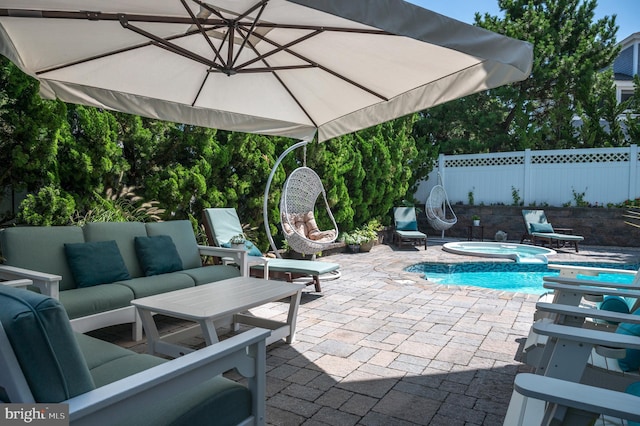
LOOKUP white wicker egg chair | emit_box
[425,172,457,237]
[280,166,338,256]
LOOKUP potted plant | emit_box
[342,232,362,253]
[229,233,247,250]
[358,219,382,252]
[472,215,480,226]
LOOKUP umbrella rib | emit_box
[248,30,389,101]
[36,29,204,75]
[119,16,223,71]
[234,27,323,70]
[241,36,319,129]
[230,2,269,68]
[180,0,227,69]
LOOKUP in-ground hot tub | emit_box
[442,241,556,263]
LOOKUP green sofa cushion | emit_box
[64,240,131,287]
[114,273,195,299]
[146,221,202,270]
[76,332,251,426]
[180,265,241,286]
[0,286,95,402]
[0,226,85,291]
[135,235,184,276]
[59,284,135,320]
[83,221,148,279]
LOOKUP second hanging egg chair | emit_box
[425,172,457,238]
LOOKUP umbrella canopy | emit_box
[0,0,532,142]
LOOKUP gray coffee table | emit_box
[131,276,304,358]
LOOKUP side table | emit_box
[467,225,484,241]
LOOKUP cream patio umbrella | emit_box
[0,0,533,253]
[0,0,532,142]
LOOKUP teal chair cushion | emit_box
[530,222,554,233]
[135,235,183,276]
[65,240,131,287]
[145,221,202,270]
[0,286,95,402]
[616,308,640,371]
[396,220,418,231]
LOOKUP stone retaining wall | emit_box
[418,205,640,247]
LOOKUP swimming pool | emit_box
[442,241,556,263]
[405,262,639,294]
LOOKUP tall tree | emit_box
[414,0,620,154]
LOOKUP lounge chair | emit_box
[0,283,268,425]
[392,207,427,249]
[202,208,340,292]
[521,209,584,252]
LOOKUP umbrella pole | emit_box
[263,140,309,258]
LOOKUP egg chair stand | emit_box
[425,172,457,239]
[263,140,338,259]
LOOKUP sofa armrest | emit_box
[197,244,251,276]
[68,327,270,426]
[0,265,61,299]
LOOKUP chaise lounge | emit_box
[521,209,584,252]
[202,208,340,292]
[0,283,269,425]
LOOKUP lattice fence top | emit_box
[531,151,629,164]
[444,149,631,168]
[445,155,523,168]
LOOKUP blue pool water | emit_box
[405,262,639,294]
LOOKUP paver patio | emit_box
[92,241,640,425]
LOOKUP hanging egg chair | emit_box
[264,141,338,258]
[280,166,338,255]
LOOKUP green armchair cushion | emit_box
[0,286,95,402]
[134,235,183,276]
[616,308,640,371]
[65,240,131,287]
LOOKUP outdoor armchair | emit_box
[0,284,268,426]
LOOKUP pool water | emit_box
[405,262,639,294]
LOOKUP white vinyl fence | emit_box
[414,145,640,207]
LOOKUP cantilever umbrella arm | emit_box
[263,140,310,258]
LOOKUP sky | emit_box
[407,0,639,42]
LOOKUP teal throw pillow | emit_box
[599,296,631,325]
[616,308,640,372]
[222,240,263,256]
[134,235,183,276]
[530,222,554,233]
[65,240,131,288]
[396,220,418,231]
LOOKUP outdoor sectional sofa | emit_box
[0,220,249,340]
